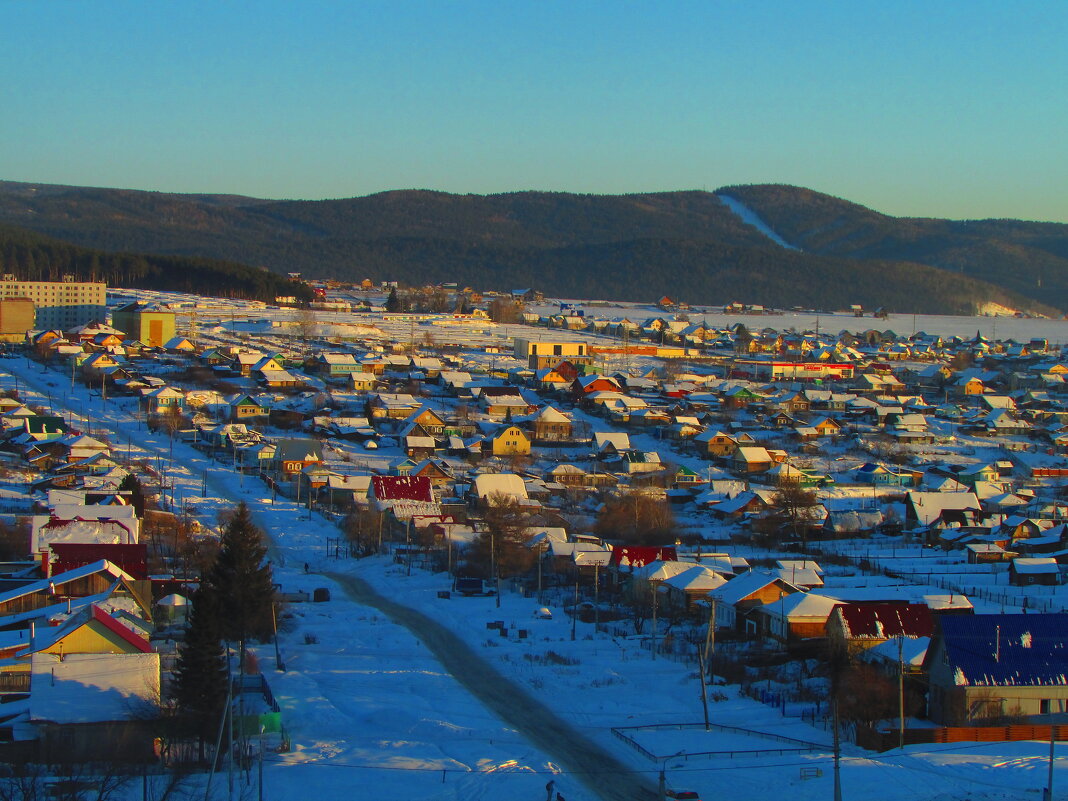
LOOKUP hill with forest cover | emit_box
[0,180,1061,315]
[0,223,312,304]
[717,184,1068,312]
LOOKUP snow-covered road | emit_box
[325,570,660,801]
[3,356,612,801]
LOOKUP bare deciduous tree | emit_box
[771,484,823,549]
[465,494,535,579]
[595,490,676,545]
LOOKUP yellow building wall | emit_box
[113,310,176,348]
[492,426,531,456]
[0,298,35,342]
[44,620,144,656]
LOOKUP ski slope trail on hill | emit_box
[716,193,801,251]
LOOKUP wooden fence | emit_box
[858,724,1068,752]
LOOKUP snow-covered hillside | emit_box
[716,193,801,251]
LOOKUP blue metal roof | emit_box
[939,614,1068,687]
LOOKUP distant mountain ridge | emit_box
[0,179,1061,315]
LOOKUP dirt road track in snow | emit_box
[324,571,660,801]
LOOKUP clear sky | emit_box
[3,1,1067,221]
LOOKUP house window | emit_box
[1042,699,1052,715]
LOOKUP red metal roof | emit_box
[90,605,153,653]
[834,602,934,639]
[610,545,678,568]
[50,543,148,580]
[371,475,434,502]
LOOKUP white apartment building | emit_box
[0,275,107,331]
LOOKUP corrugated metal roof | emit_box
[834,602,934,640]
[371,475,434,502]
[939,614,1068,687]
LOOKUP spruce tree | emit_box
[385,286,400,312]
[118,472,147,517]
[202,502,276,645]
[173,586,229,756]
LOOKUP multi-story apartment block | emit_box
[513,337,594,370]
[0,275,107,331]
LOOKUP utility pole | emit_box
[571,578,578,641]
[490,527,500,608]
[536,542,544,605]
[228,662,234,800]
[205,671,233,801]
[898,636,906,750]
[698,626,710,729]
[651,581,658,660]
[1046,707,1057,801]
[594,562,600,630]
[258,726,265,801]
[700,600,716,730]
[833,692,843,801]
[405,517,412,576]
[272,603,285,672]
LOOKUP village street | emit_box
[326,570,660,801]
[3,355,648,801]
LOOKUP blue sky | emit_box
[3,1,1067,221]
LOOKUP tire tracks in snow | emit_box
[325,571,660,801]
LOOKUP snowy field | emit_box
[109,286,1068,349]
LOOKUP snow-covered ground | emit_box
[113,285,1068,350]
[3,353,1068,800]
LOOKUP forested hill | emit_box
[0,180,1061,315]
[717,184,1068,312]
[0,223,312,303]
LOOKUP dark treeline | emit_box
[288,235,1040,316]
[0,223,312,303]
